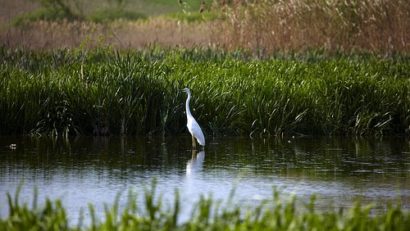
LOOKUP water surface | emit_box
[0,136,409,223]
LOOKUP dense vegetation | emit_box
[3,0,408,53]
[11,0,209,25]
[1,48,409,137]
[1,184,409,231]
[217,0,410,54]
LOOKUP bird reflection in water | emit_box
[186,150,205,176]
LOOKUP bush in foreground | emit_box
[1,184,409,231]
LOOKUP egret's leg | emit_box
[191,149,197,158]
[192,136,197,149]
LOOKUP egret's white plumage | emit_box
[183,88,205,147]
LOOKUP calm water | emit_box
[0,136,409,223]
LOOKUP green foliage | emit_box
[12,0,213,26]
[12,0,145,25]
[2,185,69,231]
[13,0,82,26]
[1,185,409,230]
[0,48,409,137]
[88,9,147,23]
[13,8,76,26]
[167,11,223,23]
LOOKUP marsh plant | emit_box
[0,48,409,137]
[4,0,408,53]
[215,0,410,55]
[1,183,409,230]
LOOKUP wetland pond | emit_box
[1,136,409,223]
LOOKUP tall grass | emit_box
[1,184,409,230]
[3,0,408,53]
[0,48,409,137]
[1,19,213,50]
[214,0,410,55]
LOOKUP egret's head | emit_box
[182,87,191,94]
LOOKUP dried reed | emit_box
[0,0,408,53]
[0,19,214,50]
[214,0,410,55]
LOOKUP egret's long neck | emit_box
[185,93,193,119]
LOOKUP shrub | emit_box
[89,9,147,23]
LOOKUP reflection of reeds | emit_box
[216,0,410,54]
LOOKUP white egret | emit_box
[182,88,205,148]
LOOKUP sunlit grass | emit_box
[4,0,408,53]
[216,0,410,54]
[0,48,409,137]
[10,0,211,26]
[1,184,409,230]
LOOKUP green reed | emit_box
[1,184,409,231]
[0,48,409,137]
